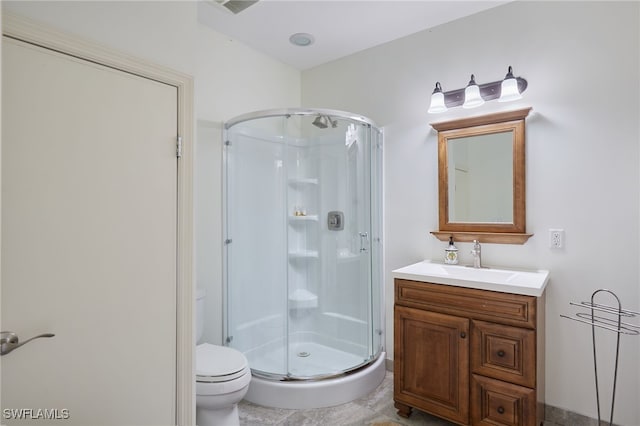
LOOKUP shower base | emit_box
[244,349,386,409]
[248,341,367,378]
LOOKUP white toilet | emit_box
[196,288,251,426]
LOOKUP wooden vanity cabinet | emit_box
[394,279,545,426]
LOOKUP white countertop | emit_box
[392,260,549,297]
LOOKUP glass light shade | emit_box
[499,77,522,102]
[463,84,484,109]
[428,91,447,113]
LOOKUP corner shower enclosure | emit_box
[223,108,384,408]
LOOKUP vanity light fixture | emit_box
[428,66,527,113]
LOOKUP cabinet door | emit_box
[394,306,469,425]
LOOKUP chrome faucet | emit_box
[470,240,482,268]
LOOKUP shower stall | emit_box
[222,108,384,408]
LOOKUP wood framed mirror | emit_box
[430,108,532,244]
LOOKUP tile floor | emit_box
[239,371,459,426]
[239,371,565,426]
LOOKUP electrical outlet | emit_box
[549,229,564,249]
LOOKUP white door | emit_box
[2,36,178,425]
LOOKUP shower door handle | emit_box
[359,232,369,253]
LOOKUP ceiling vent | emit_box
[214,0,260,14]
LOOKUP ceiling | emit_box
[197,0,510,70]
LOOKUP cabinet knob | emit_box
[497,350,505,357]
[460,332,466,339]
[497,406,505,414]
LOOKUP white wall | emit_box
[2,1,301,345]
[302,1,639,424]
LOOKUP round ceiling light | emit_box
[289,33,315,47]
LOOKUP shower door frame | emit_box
[222,108,384,381]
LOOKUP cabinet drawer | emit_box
[471,374,536,426]
[395,279,536,328]
[471,320,535,388]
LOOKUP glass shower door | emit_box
[287,118,375,378]
[326,121,375,366]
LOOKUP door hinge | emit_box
[177,136,183,158]
[224,140,231,146]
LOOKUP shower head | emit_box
[312,115,337,129]
[312,115,328,128]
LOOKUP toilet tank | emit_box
[196,287,205,343]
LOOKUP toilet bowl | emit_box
[196,343,251,426]
[195,288,251,426]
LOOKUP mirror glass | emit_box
[447,131,513,223]
[432,108,531,237]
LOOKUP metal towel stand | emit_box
[560,289,639,426]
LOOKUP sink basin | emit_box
[392,260,549,296]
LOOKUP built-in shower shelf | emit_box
[288,250,319,259]
[288,215,319,222]
[288,288,318,309]
[288,177,319,186]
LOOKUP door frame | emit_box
[1,12,195,425]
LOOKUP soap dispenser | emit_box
[444,236,459,265]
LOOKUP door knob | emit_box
[0,331,55,356]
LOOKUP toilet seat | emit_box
[196,343,249,383]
